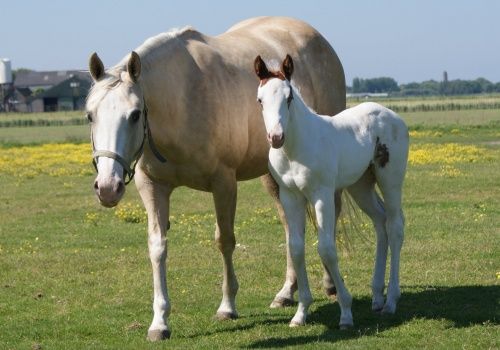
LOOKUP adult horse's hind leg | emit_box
[261,174,297,308]
[212,168,239,320]
[135,171,173,341]
[347,169,388,312]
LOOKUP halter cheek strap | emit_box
[91,101,166,185]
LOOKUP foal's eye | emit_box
[86,112,93,123]
[130,110,141,123]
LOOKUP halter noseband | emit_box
[91,102,166,185]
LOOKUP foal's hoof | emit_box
[270,297,296,308]
[339,323,354,330]
[381,303,397,315]
[289,320,305,327]
[215,311,238,321]
[147,329,171,341]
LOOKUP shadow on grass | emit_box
[238,285,499,348]
[175,285,497,346]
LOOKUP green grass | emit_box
[0,125,89,145]
[0,111,83,122]
[0,108,499,349]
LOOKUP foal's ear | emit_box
[89,52,105,81]
[127,51,141,83]
[281,54,294,81]
[254,55,270,80]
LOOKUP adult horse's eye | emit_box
[86,112,93,123]
[130,110,141,123]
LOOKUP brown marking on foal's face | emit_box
[259,72,286,86]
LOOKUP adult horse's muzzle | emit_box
[90,102,167,208]
[94,173,125,208]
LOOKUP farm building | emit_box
[6,69,91,112]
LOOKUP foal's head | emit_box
[86,52,145,207]
[254,55,294,149]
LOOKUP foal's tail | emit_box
[306,191,370,253]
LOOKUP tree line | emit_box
[348,77,500,96]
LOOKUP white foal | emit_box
[254,55,409,328]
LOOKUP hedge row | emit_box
[386,102,500,113]
[0,118,87,128]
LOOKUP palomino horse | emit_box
[85,17,345,340]
[254,55,409,328]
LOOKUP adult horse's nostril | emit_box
[116,180,125,194]
[94,180,99,191]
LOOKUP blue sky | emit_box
[2,0,499,84]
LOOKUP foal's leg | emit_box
[212,169,239,320]
[322,190,342,299]
[311,188,353,328]
[347,170,388,312]
[279,188,311,326]
[260,174,297,308]
[135,171,173,341]
[376,180,404,314]
[375,165,405,314]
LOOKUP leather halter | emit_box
[91,102,166,185]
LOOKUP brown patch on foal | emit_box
[375,137,389,167]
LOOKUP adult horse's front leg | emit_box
[212,168,239,320]
[136,171,173,341]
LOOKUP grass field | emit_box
[0,106,499,349]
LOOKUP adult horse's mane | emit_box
[87,26,196,109]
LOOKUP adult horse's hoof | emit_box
[270,297,296,308]
[147,329,171,341]
[324,286,337,301]
[215,311,238,321]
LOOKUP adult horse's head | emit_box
[86,51,147,207]
[254,54,294,149]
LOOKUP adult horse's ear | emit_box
[127,51,141,83]
[254,55,270,80]
[282,54,294,81]
[89,52,105,81]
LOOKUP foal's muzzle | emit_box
[267,132,285,149]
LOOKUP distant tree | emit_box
[351,77,399,93]
[349,75,500,96]
[475,78,493,93]
[352,78,362,93]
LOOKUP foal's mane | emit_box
[288,82,317,115]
